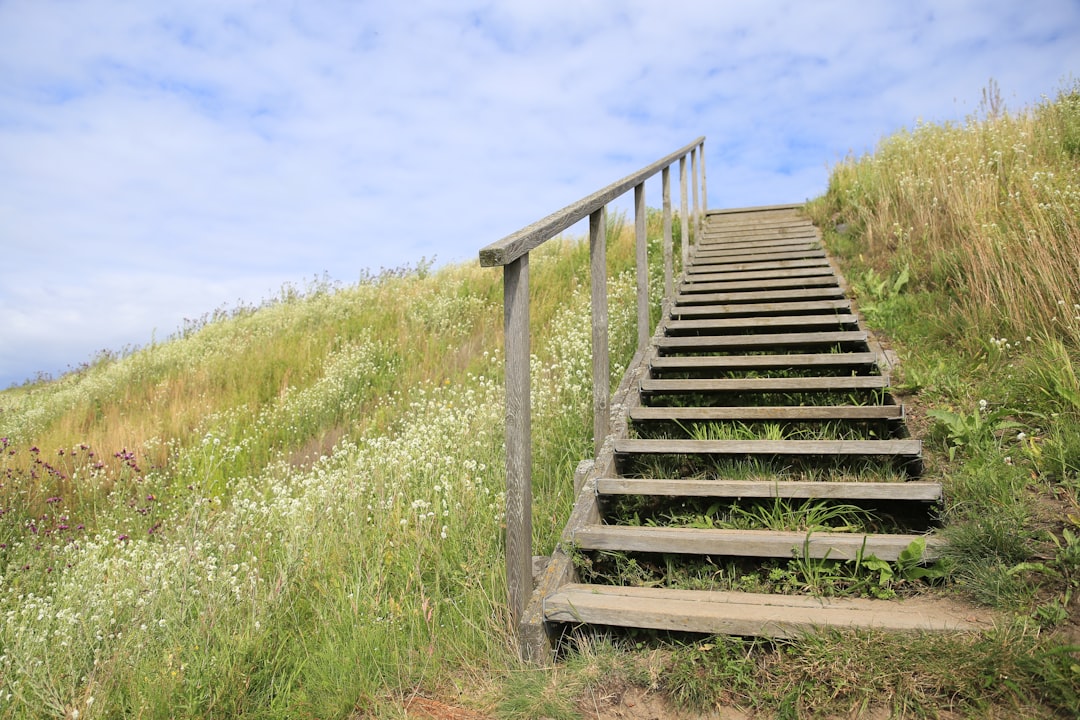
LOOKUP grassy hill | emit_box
[3,81,1080,718]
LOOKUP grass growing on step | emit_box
[629,418,895,441]
[642,388,887,408]
[651,366,881,380]
[618,452,915,483]
[573,539,943,601]
[602,494,932,535]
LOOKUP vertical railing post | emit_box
[590,207,609,457]
[679,156,689,270]
[634,182,649,350]
[699,140,707,213]
[691,147,700,248]
[662,166,673,302]
[503,255,531,628]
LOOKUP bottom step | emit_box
[543,584,989,638]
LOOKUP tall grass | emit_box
[809,81,1080,351]
[0,213,674,718]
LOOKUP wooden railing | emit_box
[478,137,707,626]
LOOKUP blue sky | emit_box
[1,0,1078,388]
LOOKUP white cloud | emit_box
[1,0,1079,386]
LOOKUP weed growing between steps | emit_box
[630,418,900,441]
[600,495,935,535]
[617,452,917,482]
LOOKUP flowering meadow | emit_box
[0,221,651,718]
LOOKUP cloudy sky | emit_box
[1,1,1078,388]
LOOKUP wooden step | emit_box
[543,585,986,638]
[704,227,812,241]
[640,376,889,394]
[572,525,940,561]
[630,405,903,422]
[614,438,921,459]
[656,330,867,352]
[596,478,942,501]
[664,314,859,334]
[697,238,820,252]
[694,243,820,259]
[650,352,879,373]
[688,258,829,275]
[679,277,841,293]
[670,299,851,318]
[685,267,835,283]
[674,287,846,305]
[689,253,827,269]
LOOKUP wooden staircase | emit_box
[521,205,988,661]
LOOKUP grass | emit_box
[4,81,1080,718]
[0,212,666,718]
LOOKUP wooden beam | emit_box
[544,584,988,637]
[572,525,940,561]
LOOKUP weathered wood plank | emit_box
[640,376,889,394]
[663,314,858,333]
[573,525,938,561]
[703,223,815,233]
[590,208,610,456]
[678,276,842,293]
[656,330,867,351]
[701,236,818,248]
[674,287,847,304]
[630,405,903,422]
[503,256,532,626]
[705,202,805,215]
[614,438,921,457]
[685,267,834,283]
[697,238,820,252]
[670,299,851,317]
[595,478,943,501]
[544,585,987,637]
[649,352,879,371]
[691,250,826,265]
[699,235,816,249]
[687,258,830,274]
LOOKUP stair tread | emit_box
[573,525,938,561]
[680,277,841,292]
[693,245,821,260]
[656,330,867,350]
[670,299,851,317]
[630,405,903,421]
[650,352,878,370]
[543,584,988,637]
[664,314,859,332]
[685,267,835,283]
[640,376,889,393]
[688,256,828,272]
[596,477,942,501]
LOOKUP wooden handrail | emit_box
[477,137,707,633]
[479,137,705,268]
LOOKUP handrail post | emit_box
[679,156,689,269]
[634,182,649,350]
[503,255,532,628]
[699,140,707,213]
[691,147,700,248]
[662,166,673,301]
[590,207,609,457]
